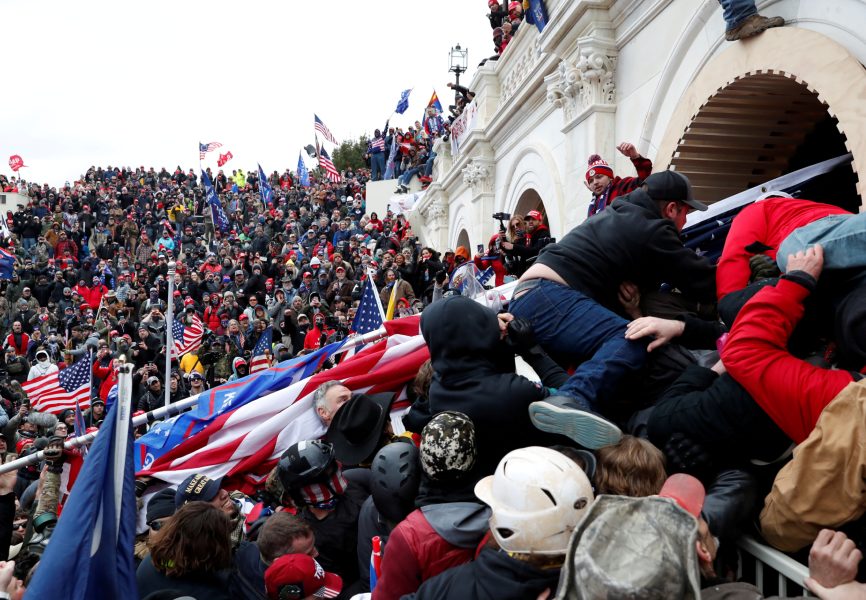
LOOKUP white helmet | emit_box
[475,446,594,555]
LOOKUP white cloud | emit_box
[1,0,494,185]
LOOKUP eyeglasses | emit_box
[147,520,164,531]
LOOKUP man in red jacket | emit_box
[585,142,653,218]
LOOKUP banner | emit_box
[388,190,426,215]
[8,155,26,172]
[450,100,479,156]
[217,151,233,167]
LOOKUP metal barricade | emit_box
[737,536,811,597]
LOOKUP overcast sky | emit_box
[2,0,493,186]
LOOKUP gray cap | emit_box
[555,495,701,600]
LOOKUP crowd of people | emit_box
[0,2,861,599]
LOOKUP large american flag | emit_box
[199,141,223,160]
[314,114,338,144]
[318,146,342,183]
[352,275,384,335]
[249,327,273,373]
[171,313,204,358]
[23,356,91,414]
[137,318,427,492]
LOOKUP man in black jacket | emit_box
[508,171,715,449]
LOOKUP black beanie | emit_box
[146,488,177,523]
[836,284,866,371]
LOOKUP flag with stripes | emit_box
[172,313,204,358]
[351,276,385,335]
[199,141,223,160]
[23,356,91,414]
[249,327,273,373]
[0,247,15,280]
[136,319,427,493]
[314,114,338,144]
[317,145,342,183]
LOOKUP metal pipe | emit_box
[165,261,176,408]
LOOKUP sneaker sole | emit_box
[529,401,622,449]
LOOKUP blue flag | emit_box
[201,170,229,232]
[524,0,549,32]
[395,88,411,114]
[135,341,344,470]
[297,152,310,187]
[258,163,274,209]
[26,398,137,599]
[352,277,385,335]
[0,247,15,280]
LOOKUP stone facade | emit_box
[410,0,866,251]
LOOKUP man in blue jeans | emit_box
[719,0,784,42]
[509,171,716,449]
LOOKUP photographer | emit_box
[498,210,552,277]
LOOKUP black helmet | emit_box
[370,442,421,523]
[277,440,335,491]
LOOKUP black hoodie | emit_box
[417,296,567,478]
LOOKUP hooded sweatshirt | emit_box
[418,296,564,477]
[27,353,58,380]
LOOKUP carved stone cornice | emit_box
[461,158,494,195]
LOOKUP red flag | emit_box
[217,151,233,167]
[137,333,429,493]
[8,155,26,172]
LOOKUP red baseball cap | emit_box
[526,210,544,221]
[658,474,705,518]
[264,554,342,599]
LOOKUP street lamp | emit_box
[164,261,176,408]
[449,44,469,96]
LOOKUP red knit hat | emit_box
[585,154,614,182]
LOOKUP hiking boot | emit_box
[725,14,785,41]
[529,396,622,449]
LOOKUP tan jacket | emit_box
[761,379,866,552]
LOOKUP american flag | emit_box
[314,114,338,144]
[370,137,386,153]
[199,141,223,160]
[171,313,204,358]
[23,356,91,414]
[249,327,273,373]
[137,319,427,493]
[352,275,385,335]
[318,146,342,183]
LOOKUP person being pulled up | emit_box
[407,295,571,478]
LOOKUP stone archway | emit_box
[513,188,550,229]
[455,229,471,252]
[653,27,866,208]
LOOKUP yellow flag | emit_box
[385,283,398,321]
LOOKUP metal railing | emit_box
[738,536,811,597]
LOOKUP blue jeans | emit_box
[399,167,422,186]
[719,0,757,29]
[370,153,386,181]
[777,213,866,272]
[424,151,437,177]
[509,280,647,411]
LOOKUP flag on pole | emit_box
[23,355,92,414]
[201,170,230,233]
[0,247,15,279]
[135,341,344,471]
[249,327,273,373]
[352,276,385,335]
[314,114,338,144]
[304,144,317,158]
[317,145,342,183]
[199,141,223,160]
[25,392,137,600]
[0,215,12,240]
[171,313,204,358]
[395,89,412,114]
[427,91,443,114]
[383,134,398,180]
[297,152,311,187]
[137,324,428,492]
[217,151,233,167]
[524,0,549,32]
[258,163,274,208]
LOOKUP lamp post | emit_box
[165,261,176,408]
[449,44,469,102]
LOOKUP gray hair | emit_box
[314,380,343,412]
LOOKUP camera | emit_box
[492,212,511,221]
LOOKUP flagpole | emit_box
[0,325,398,475]
[164,262,176,408]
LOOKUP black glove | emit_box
[44,436,66,474]
[505,317,537,353]
[664,433,713,482]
